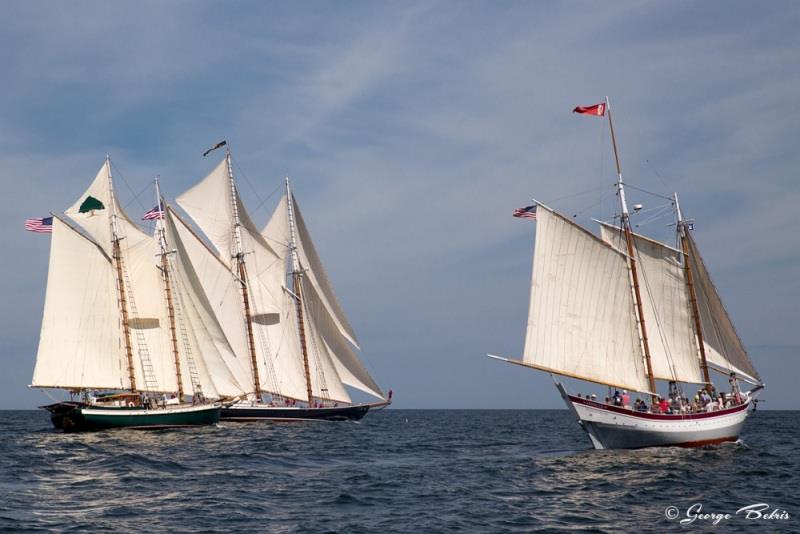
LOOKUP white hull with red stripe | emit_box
[556,383,756,450]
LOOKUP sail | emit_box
[162,212,248,398]
[263,194,385,401]
[685,232,761,384]
[291,197,360,349]
[32,218,128,390]
[302,280,385,400]
[65,160,148,258]
[523,207,651,393]
[167,207,309,401]
[599,223,704,385]
[63,161,184,393]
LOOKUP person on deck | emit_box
[651,397,662,413]
[621,390,630,409]
[659,396,670,414]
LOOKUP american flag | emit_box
[25,217,53,233]
[142,203,164,221]
[513,205,537,220]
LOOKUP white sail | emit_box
[32,218,128,390]
[263,193,385,401]
[302,280,385,400]
[523,207,651,393]
[685,232,761,384]
[162,212,248,398]
[63,161,183,393]
[291,197,360,349]
[599,223,704,385]
[301,283,351,403]
[167,206,309,401]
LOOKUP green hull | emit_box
[43,402,220,432]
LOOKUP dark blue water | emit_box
[0,410,797,533]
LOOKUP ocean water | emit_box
[0,409,797,533]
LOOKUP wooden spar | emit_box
[674,193,712,386]
[155,178,184,400]
[605,98,658,399]
[225,150,262,398]
[286,178,314,405]
[238,260,262,397]
[487,354,658,395]
[294,274,314,405]
[107,158,137,394]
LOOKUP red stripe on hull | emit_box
[674,436,739,448]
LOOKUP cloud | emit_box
[2,1,799,408]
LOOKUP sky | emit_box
[1,1,798,409]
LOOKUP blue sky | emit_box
[2,1,798,409]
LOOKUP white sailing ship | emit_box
[33,160,248,431]
[173,148,390,421]
[490,100,763,449]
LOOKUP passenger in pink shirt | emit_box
[621,390,630,409]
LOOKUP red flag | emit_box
[573,103,606,116]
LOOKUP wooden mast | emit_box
[674,193,712,386]
[107,157,137,394]
[605,98,658,399]
[154,177,185,400]
[286,177,314,405]
[225,150,263,399]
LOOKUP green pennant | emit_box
[78,196,105,213]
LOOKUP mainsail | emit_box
[684,232,761,384]
[522,206,651,393]
[32,217,128,390]
[599,223,705,385]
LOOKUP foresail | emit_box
[685,232,761,384]
[291,197,360,349]
[524,207,651,393]
[32,218,128,390]
[303,280,385,400]
[599,223,705,385]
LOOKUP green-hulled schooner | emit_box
[32,159,247,431]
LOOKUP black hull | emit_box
[221,403,381,422]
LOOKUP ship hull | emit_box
[556,383,753,450]
[221,401,388,422]
[42,402,220,432]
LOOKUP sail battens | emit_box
[523,208,651,393]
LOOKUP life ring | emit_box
[127,401,135,407]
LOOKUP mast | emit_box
[286,177,314,405]
[154,177,185,400]
[226,150,263,399]
[605,97,657,398]
[674,193,712,386]
[107,156,138,393]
